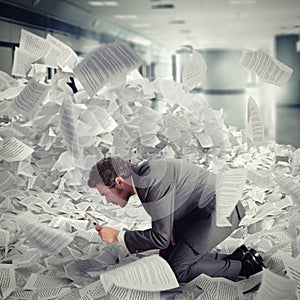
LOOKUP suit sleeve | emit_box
[124,184,175,254]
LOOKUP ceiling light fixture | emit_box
[131,23,151,28]
[229,0,256,5]
[151,4,175,9]
[169,20,185,25]
[88,1,119,6]
[114,14,138,19]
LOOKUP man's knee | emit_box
[169,263,191,283]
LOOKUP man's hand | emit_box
[95,225,119,243]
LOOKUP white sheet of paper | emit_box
[107,283,160,300]
[17,212,74,255]
[23,273,72,290]
[279,251,300,300]
[273,171,300,207]
[79,279,107,299]
[195,273,243,300]
[50,151,75,173]
[11,78,50,118]
[194,130,214,148]
[11,47,36,77]
[17,159,35,178]
[59,95,81,158]
[246,96,264,145]
[0,264,16,299]
[240,49,293,87]
[0,228,9,257]
[216,168,247,226]
[0,137,34,162]
[73,42,143,97]
[247,169,274,188]
[45,34,78,69]
[182,45,207,92]
[19,29,51,61]
[100,254,179,292]
[255,268,297,300]
[0,70,20,91]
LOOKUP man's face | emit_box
[95,183,130,207]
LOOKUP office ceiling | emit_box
[4,0,300,53]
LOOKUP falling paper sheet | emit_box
[11,29,51,78]
[246,96,264,146]
[59,95,81,158]
[181,45,207,92]
[11,47,36,77]
[17,212,74,255]
[11,78,50,119]
[19,29,51,62]
[45,34,78,70]
[240,49,293,87]
[216,168,248,226]
[73,42,143,97]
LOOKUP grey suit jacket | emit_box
[124,159,245,254]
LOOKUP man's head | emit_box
[88,157,135,207]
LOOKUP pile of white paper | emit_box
[0,29,299,300]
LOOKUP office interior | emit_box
[1,1,300,298]
[0,0,299,148]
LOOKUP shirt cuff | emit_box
[118,228,129,252]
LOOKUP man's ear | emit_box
[115,176,124,186]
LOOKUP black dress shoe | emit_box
[227,244,249,260]
[248,248,266,267]
[239,251,264,278]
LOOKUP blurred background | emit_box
[0,0,299,147]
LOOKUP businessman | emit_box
[88,156,264,282]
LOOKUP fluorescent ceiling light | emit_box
[151,4,175,9]
[88,1,119,6]
[131,23,151,28]
[169,19,186,25]
[114,14,137,19]
[229,0,256,5]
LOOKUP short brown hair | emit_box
[88,156,133,188]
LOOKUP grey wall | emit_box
[202,49,246,92]
[275,34,300,106]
